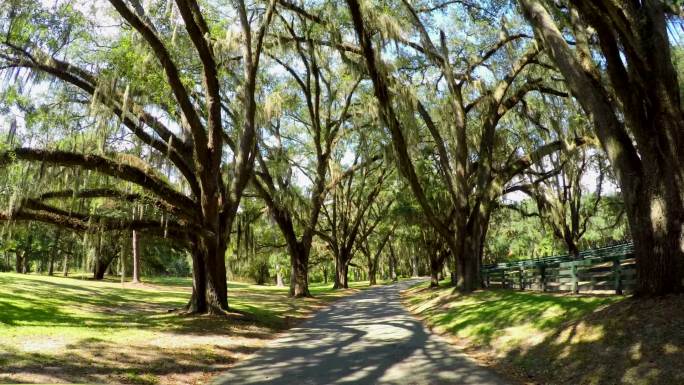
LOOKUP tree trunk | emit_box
[411,254,419,277]
[185,235,229,314]
[202,236,229,313]
[15,252,22,273]
[119,254,125,283]
[48,253,55,276]
[429,261,440,288]
[627,180,684,296]
[276,263,284,287]
[62,254,69,277]
[389,241,398,281]
[289,242,311,297]
[429,247,449,288]
[459,203,492,291]
[187,242,207,313]
[131,230,141,283]
[566,236,580,259]
[22,251,29,274]
[20,233,32,274]
[333,253,349,289]
[368,260,377,286]
[93,256,114,280]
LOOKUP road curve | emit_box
[212,279,509,385]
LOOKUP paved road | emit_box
[212,279,509,385]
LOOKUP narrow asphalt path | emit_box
[212,279,509,385]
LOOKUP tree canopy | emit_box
[1,0,682,312]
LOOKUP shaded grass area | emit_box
[0,273,367,385]
[403,282,684,385]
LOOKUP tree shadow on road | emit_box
[213,282,505,385]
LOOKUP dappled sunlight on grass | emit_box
[403,281,684,385]
[404,281,619,347]
[0,272,364,385]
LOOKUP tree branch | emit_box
[0,148,199,221]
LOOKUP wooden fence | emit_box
[481,242,635,294]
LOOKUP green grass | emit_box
[0,272,373,385]
[403,281,684,385]
[405,281,620,347]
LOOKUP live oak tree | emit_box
[359,219,396,286]
[517,147,606,258]
[343,0,587,291]
[318,149,394,288]
[507,97,607,257]
[251,9,365,296]
[358,176,399,286]
[0,0,276,313]
[518,0,684,295]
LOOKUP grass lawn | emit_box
[0,272,371,385]
[403,282,684,385]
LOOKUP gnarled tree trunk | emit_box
[185,233,230,314]
[333,253,349,289]
[93,255,116,280]
[289,242,311,297]
[429,255,442,287]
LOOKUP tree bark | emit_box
[369,268,377,285]
[184,235,229,314]
[186,242,207,313]
[333,253,349,289]
[15,251,22,273]
[290,243,311,297]
[62,253,69,276]
[276,263,284,287]
[202,236,229,313]
[429,261,440,287]
[93,255,115,280]
[132,229,141,283]
[48,253,55,276]
[388,240,398,281]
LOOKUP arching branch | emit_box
[0,148,199,221]
[37,188,184,218]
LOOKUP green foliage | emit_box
[487,195,628,263]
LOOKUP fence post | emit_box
[540,262,547,292]
[613,258,623,295]
[519,265,524,290]
[571,262,579,294]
